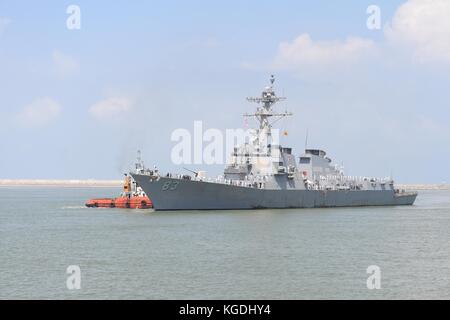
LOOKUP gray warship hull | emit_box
[132,174,417,211]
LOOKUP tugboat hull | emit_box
[85,196,152,209]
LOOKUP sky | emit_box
[0,0,449,183]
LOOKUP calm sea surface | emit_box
[0,187,449,299]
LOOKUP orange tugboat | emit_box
[85,174,152,209]
[85,151,152,209]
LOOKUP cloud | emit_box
[271,0,450,71]
[17,98,61,127]
[273,33,376,70]
[0,17,11,35]
[89,97,133,120]
[52,50,79,77]
[385,0,450,63]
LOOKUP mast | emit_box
[244,75,292,145]
[244,75,292,132]
[135,150,145,173]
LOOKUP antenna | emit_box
[304,129,309,151]
[137,150,141,163]
[135,149,145,173]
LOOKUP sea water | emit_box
[0,187,449,299]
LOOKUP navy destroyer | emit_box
[132,76,417,210]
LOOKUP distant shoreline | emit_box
[0,179,123,187]
[396,184,450,190]
[0,179,449,190]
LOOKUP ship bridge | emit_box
[299,148,336,179]
[305,149,326,158]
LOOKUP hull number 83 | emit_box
[162,181,179,191]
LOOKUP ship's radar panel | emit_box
[244,75,292,130]
[246,75,287,108]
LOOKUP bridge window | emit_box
[299,157,310,164]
